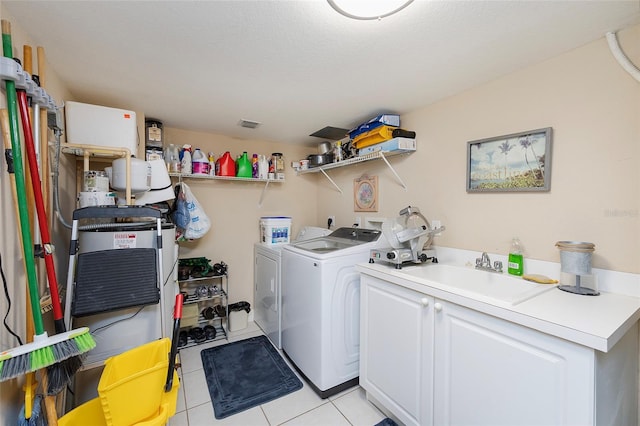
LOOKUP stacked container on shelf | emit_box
[165,147,283,179]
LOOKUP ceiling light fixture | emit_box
[327,0,414,20]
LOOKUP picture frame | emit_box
[466,127,552,192]
[354,175,378,212]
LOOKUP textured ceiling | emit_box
[3,0,639,146]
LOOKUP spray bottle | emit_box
[180,144,192,174]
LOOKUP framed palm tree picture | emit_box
[466,127,552,192]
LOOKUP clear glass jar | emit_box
[271,153,284,172]
[271,153,284,180]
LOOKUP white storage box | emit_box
[65,101,139,156]
[260,216,292,245]
[358,137,416,156]
[229,310,248,332]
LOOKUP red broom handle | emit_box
[16,90,65,332]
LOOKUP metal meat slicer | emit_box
[370,206,445,269]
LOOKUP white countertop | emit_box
[356,261,640,352]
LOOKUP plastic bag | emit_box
[182,182,211,239]
[172,185,190,236]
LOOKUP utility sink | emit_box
[398,264,557,306]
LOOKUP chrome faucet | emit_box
[475,252,503,273]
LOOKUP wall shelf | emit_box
[168,173,284,207]
[296,150,413,193]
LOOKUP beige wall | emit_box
[163,128,319,304]
[316,25,639,274]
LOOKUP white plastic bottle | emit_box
[181,144,192,174]
[191,149,209,175]
[258,155,269,179]
[508,237,524,276]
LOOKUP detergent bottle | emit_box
[218,151,235,177]
[258,154,269,179]
[208,152,215,176]
[252,154,259,178]
[191,149,209,175]
[236,151,252,178]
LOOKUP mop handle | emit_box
[2,19,45,335]
[165,293,183,392]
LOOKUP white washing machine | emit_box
[281,227,385,398]
[254,226,331,349]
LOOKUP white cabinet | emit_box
[360,274,638,426]
[433,299,593,426]
[359,276,434,426]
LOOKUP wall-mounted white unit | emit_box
[65,101,139,156]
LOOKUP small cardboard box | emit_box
[181,304,199,328]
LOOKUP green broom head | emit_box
[0,327,95,382]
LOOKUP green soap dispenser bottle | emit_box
[236,151,252,178]
[508,237,524,276]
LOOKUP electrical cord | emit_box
[90,305,145,334]
[1,252,23,346]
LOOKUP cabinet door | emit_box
[360,276,434,426]
[434,300,594,426]
[254,251,280,348]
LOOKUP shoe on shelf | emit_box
[178,330,188,347]
[204,325,217,340]
[189,327,206,343]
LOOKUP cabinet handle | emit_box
[434,302,443,312]
[420,297,429,307]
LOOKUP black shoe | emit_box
[189,327,206,343]
[178,330,188,347]
[202,306,215,320]
[204,325,217,340]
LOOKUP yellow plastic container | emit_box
[352,125,397,149]
[98,339,172,425]
[60,338,179,426]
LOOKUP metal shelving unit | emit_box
[178,274,229,349]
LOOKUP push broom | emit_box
[0,19,95,382]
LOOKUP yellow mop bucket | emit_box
[99,338,176,425]
[59,338,180,426]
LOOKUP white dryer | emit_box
[254,226,331,349]
[281,227,384,398]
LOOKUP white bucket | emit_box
[229,310,248,332]
[107,157,151,193]
[260,216,292,245]
[135,159,175,205]
[555,241,595,275]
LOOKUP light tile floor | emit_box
[168,322,388,426]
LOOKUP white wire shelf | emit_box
[296,150,414,193]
